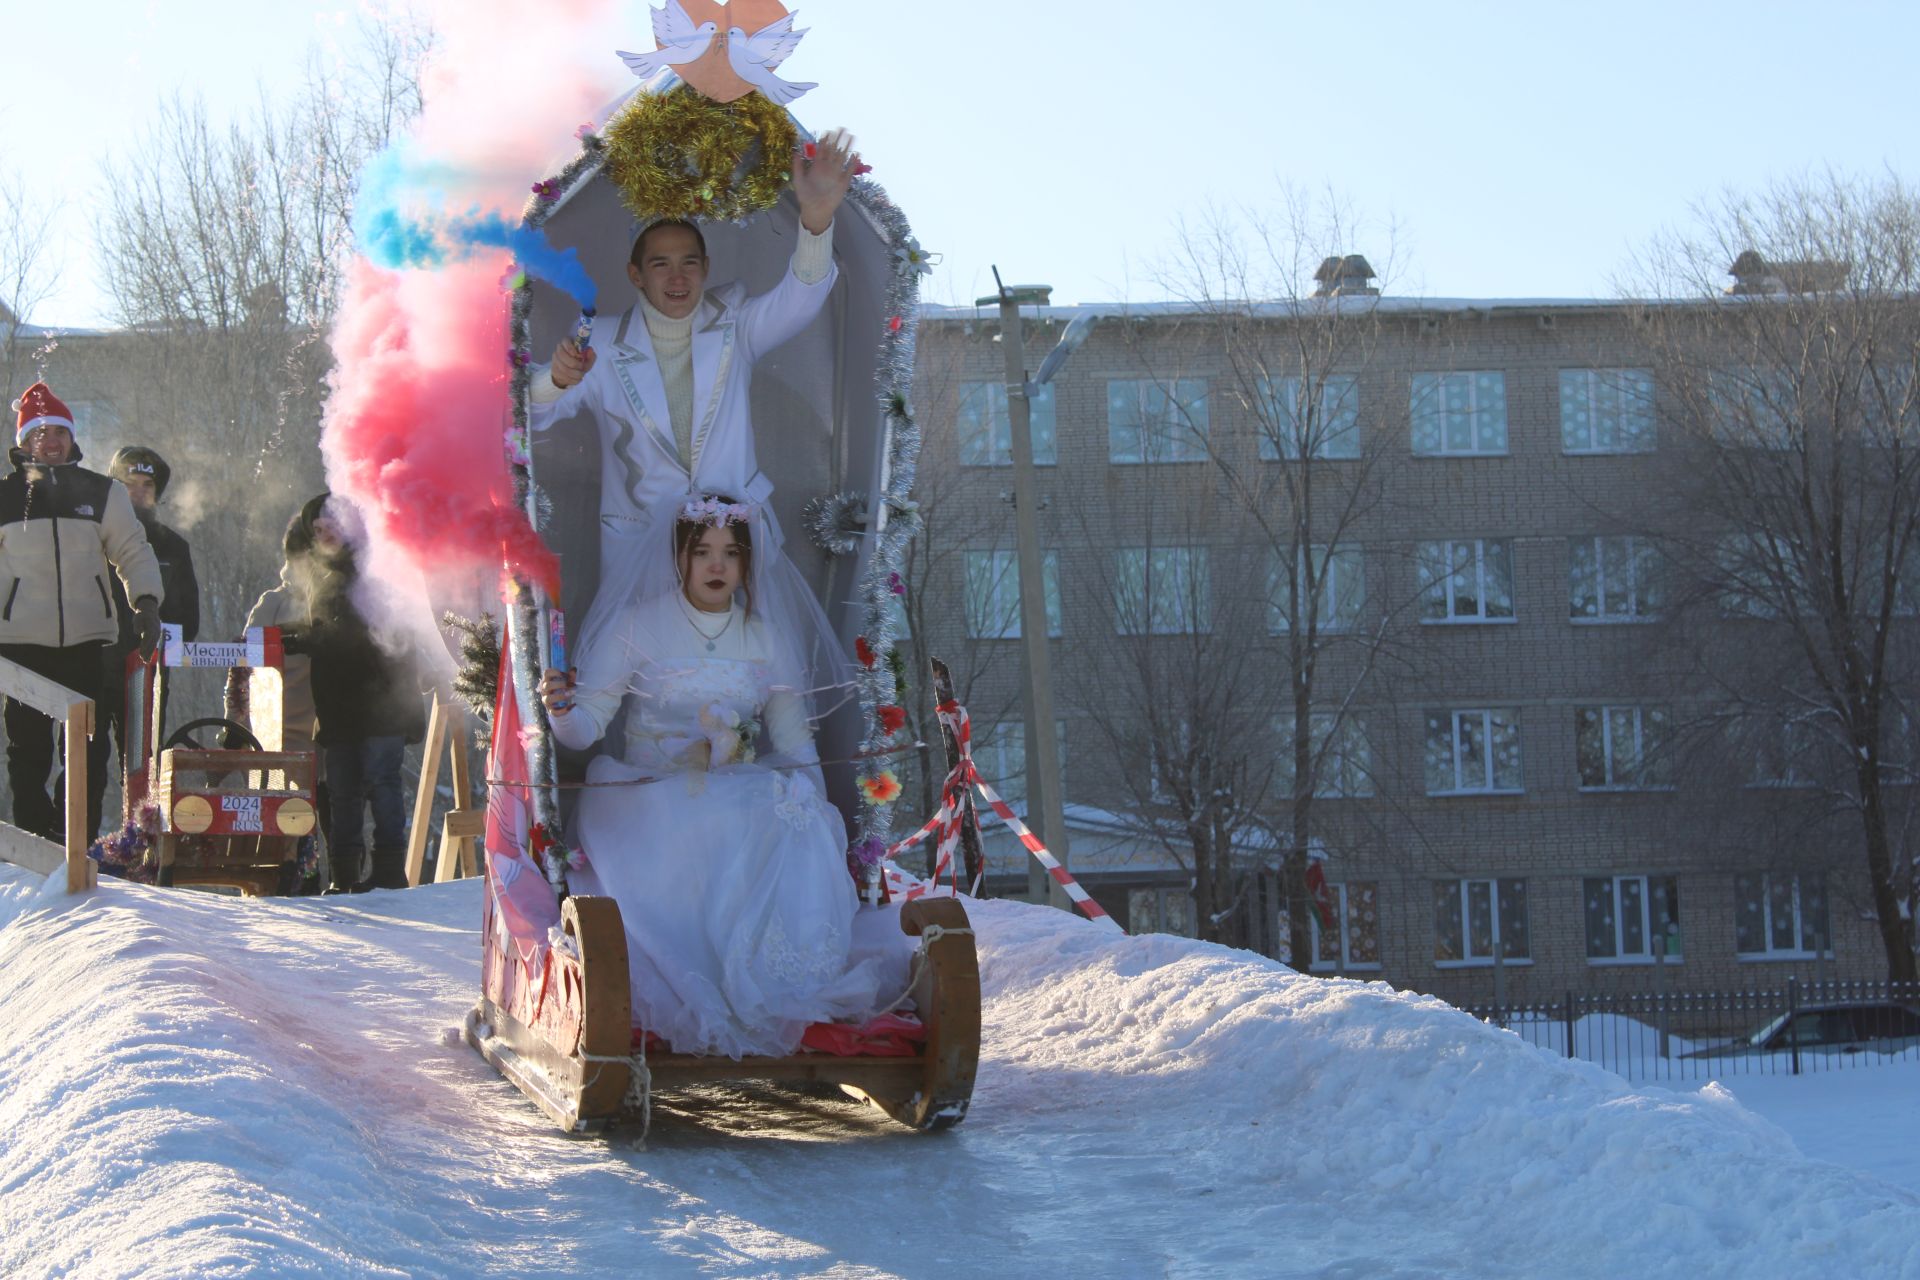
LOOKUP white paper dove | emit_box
[616,0,718,81]
[725,12,816,105]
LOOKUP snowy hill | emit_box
[2,865,1916,1279]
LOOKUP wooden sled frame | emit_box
[464,892,980,1134]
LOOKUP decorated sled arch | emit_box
[462,11,978,1135]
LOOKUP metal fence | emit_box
[1465,979,1920,1082]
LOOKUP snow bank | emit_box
[1,865,1916,1279]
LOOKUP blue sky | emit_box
[9,0,1918,327]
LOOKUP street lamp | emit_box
[975,270,1094,910]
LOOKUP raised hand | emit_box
[792,128,861,235]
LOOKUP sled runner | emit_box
[462,20,978,1135]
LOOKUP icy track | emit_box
[1,865,1917,1279]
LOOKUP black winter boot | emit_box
[370,845,410,891]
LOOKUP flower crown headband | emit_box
[681,497,754,527]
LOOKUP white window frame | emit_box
[963,549,1062,639]
[1268,544,1366,634]
[1734,871,1832,960]
[1411,371,1509,457]
[1107,378,1210,464]
[1418,538,1516,623]
[1114,547,1210,635]
[1559,368,1656,455]
[1575,705,1673,791]
[1433,876,1532,967]
[1258,373,1360,460]
[1584,874,1682,965]
[957,379,1057,467]
[1275,712,1373,799]
[1425,708,1524,795]
[1309,880,1383,972]
[1569,535,1661,623]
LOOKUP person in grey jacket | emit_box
[0,382,163,839]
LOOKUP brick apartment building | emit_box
[903,257,1916,1005]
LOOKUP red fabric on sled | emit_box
[630,1012,927,1056]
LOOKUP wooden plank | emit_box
[405,694,451,887]
[65,702,91,893]
[0,654,90,720]
[0,820,62,875]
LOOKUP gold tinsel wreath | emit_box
[601,87,797,222]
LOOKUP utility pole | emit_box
[985,273,1071,909]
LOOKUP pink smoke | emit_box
[322,0,627,598]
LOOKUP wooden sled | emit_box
[463,892,980,1134]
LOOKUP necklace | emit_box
[679,596,735,652]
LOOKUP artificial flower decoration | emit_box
[529,822,556,861]
[888,315,904,333]
[509,348,531,368]
[849,835,888,868]
[876,704,907,734]
[892,236,937,277]
[574,121,597,140]
[531,180,560,202]
[858,769,902,805]
[888,571,905,597]
[855,635,877,669]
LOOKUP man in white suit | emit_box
[528,129,863,552]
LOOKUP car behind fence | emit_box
[1465,980,1920,1082]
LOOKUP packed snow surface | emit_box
[1,864,1916,1279]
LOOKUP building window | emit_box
[1749,716,1820,788]
[1434,877,1530,964]
[1712,371,1797,449]
[1311,881,1382,971]
[1108,378,1209,463]
[1115,547,1210,634]
[1128,885,1195,937]
[963,549,1062,639]
[972,719,1067,815]
[1275,713,1374,798]
[1268,544,1365,633]
[1411,371,1508,456]
[1576,705,1673,790]
[1584,875,1681,962]
[957,380,1057,466]
[1424,708,1523,794]
[1734,872,1831,958]
[1418,538,1515,622]
[1258,374,1360,460]
[1570,535,1661,622]
[1560,368,1656,454]
[1718,531,1805,618]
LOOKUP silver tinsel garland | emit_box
[503,121,928,870]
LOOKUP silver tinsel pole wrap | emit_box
[803,490,868,558]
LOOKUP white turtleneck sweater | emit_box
[535,224,835,471]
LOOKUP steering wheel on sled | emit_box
[164,718,263,753]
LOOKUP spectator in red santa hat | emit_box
[0,382,163,840]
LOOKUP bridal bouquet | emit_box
[697,704,760,768]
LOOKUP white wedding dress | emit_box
[550,591,885,1058]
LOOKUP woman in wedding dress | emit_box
[538,495,884,1058]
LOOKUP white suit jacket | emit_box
[530,260,838,549]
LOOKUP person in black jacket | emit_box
[0,383,163,840]
[279,493,426,892]
[90,445,200,835]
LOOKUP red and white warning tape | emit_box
[888,699,1121,933]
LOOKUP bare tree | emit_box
[89,20,429,638]
[1628,172,1920,980]
[1048,195,1423,961]
[0,165,61,393]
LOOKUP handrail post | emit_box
[65,698,93,893]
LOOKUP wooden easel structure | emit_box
[405,690,484,886]
[0,653,95,894]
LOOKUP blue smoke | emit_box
[352,148,597,313]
